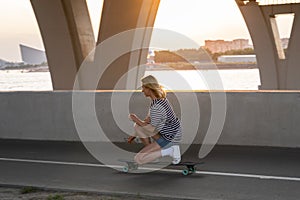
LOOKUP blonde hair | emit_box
[141,75,166,99]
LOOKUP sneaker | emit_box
[171,145,181,164]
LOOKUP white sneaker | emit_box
[171,145,181,164]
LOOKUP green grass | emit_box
[47,194,65,200]
[20,186,38,194]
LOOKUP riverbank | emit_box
[1,65,49,73]
[146,62,257,70]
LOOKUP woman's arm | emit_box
[129,113,148,126]
[144,116,150,124]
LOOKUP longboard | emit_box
[118,159,204,176]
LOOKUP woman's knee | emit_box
[134,154,143,165]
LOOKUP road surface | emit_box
[0,140,299,200]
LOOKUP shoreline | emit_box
[146,62,257,71]
[1,63,257,73]
[0,66,49,73]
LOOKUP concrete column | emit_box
[95,0,160,90]
[286,5,300,89]
[31,0,95,90]
[236,1,300,89]
[237,1,279,89]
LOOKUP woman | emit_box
[128,75,182,165]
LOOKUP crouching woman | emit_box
[129,75,182,165]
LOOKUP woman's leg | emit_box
[134,142,162,165]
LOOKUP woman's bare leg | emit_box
[134,142,162,165]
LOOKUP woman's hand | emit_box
[144,116,150,124]
[128,113,138,123]
[129,113,148,126]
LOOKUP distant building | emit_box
[205,39,250,53]
[205,38,289,54]
[0,59,8,69]
[147,49,155,64]
[218,55,257,63]
[0,59,7,68]
[0,58,13,69]
[20,44,47,65]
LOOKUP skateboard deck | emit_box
[118,159,204,176]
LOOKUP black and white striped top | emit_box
[150,98,182,144]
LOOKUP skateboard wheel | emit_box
[129,163,138,170]
[123,166,129,173]
[133,166,138,170]
[182,169,189,176]
[189,167,196,173]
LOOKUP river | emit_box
[0,69,260,91]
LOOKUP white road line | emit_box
[196,171,300,182]
[0,157,122,169]
[0,157,300,182]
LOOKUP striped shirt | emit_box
[149,98,182,144]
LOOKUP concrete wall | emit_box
[0,91,300,148]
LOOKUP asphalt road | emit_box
[0,140,299,200]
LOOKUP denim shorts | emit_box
[155,136,173,149]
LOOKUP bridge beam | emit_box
[236,1,300,90]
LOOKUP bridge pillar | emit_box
[95,0,160,90]
[31,0,95,90]
[236,1,300,90]
[31,0,160,90]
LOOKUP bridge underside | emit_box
[31,0,300,90]
[31,0,160,90]
[236,0,300,90]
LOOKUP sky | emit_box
[0,0,294,62]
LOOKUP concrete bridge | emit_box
[30,0,300,90]
[1,1,300,198]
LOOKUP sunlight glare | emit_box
[154,0,250,46]
[86,0,104,40]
